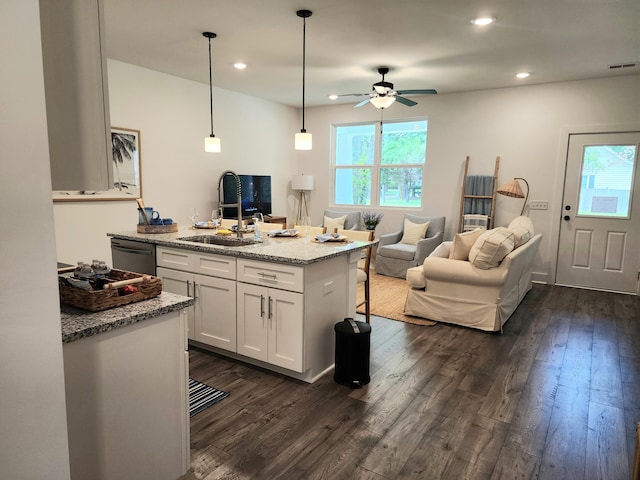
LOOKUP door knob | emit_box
[563,215,571,221]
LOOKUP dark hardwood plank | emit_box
[179,285,639,480]
[538,378,590,480]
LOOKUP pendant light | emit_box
[295,9,312,150]
[203,32,221,153]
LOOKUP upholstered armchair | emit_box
[375,214,445,278]
[323,209,363,231]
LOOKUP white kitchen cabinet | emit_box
[39,0,112,191]
[64,309,189,480]
[157,247,236,351]
[237,282,304,372]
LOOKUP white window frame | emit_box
[330,118,428,208]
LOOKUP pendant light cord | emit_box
[208,36,214,137]
[301,15,307,132]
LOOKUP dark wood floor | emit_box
[180,285,640,480]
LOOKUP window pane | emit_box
[578,144,637,217]
[380,167,422,207]
[381,120,427,165]
[336,124,375,166]
[335,168,371,205]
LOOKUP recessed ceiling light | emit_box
[516,72,531,79]
[233,62,247,70]
[328,94,338,100]
[471,16,496,26]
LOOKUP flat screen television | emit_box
[221,174,272,219]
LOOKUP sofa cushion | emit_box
[378,243,417,261]
[449,228,484,260]
[323,214,346,232]
[469,227,515,269]
[508,216,534,248]
[400,219,430,246]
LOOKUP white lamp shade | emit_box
[292,174,314,191]
[205,136,221,153]
[295,132,312,150]
[370,96,396,109]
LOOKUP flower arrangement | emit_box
[362,211,384,230]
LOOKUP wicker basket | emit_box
[59,269,162,312]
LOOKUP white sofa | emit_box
[403,218,541,332]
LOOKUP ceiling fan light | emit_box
[295,131,312,150]
[370,96,396,109]
[205,135,221,153]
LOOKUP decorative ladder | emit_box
[457,156,500,233]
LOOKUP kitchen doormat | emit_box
[189,378,229,417]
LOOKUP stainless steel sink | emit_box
[177,235,259,246]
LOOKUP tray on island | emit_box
[58,268,162,312]
[137,223,178,234]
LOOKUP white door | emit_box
[556,132,640,293]
[236,283,268,362]
[157,267,195,340]
[268,289,304,372]
[195,273,237,352]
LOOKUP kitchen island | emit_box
[61,292,194,480]
[108,227,376,383]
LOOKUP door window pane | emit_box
[578,145,637,217]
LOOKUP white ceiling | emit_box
[103,0,639,108]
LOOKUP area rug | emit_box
[189,378,229,417]
[357,271,436,326]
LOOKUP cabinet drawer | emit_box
[237,259,303,293]
[157,247,236,280]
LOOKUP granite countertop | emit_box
[108,227,377,265]
[60,292,194,344]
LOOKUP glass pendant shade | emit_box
[205,135,221,153]
[370,95,396,109]
[295,131,312,150]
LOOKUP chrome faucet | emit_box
[217,170,243,238]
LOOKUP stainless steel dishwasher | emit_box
[110,238,156,275]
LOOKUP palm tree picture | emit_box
[111,127,140,192]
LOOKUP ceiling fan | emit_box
[339,67,437,109]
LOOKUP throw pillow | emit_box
[508,216,534,248]
[429,241,452,258]
[469,227,515,269]
[400,218,430,246]
[324,214,346,232]
[448,228,485,260]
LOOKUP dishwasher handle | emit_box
[111,245,154,256]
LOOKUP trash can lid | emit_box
[334,317,371,334]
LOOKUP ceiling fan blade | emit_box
[396,89,438,95]
[337,93,370,97]
[354,97,371,108]
[395,95,417,107]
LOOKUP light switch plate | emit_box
[530,201,548,210]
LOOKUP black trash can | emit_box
[334,318,371,388]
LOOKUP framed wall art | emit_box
[53,127,142,201]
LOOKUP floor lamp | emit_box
[497,177,529,215]
[292,174,314,224]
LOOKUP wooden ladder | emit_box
[457,156,500,233]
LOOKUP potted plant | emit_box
[362,211,384,230]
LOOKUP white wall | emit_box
[53,60,299,264]
[301,75,640,282]
[0,1,71,478]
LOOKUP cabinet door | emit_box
[236,283,268,362]
[268,289,304,372]
[157,267,195,341]
[194,274,236,352]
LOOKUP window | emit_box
[332,120,428,207]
